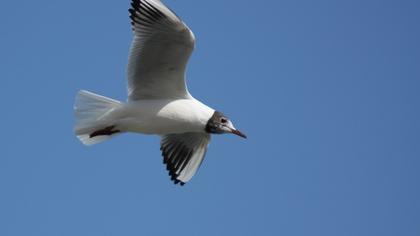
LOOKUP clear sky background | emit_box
[1,0,419,235]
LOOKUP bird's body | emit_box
[74,0,245,185]
[110,98,214,135]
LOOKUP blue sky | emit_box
[1,0,419,235]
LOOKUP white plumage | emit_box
[74,0,245,185]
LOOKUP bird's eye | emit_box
[221,118,227,123]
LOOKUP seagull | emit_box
[74,0,246,185]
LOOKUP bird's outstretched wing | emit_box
[127,0,195,100]
[160,132,210,185]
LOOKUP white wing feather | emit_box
[160,133,210,185]
[127,0,195,100]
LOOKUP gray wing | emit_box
[127,0,195,100]
[160,132,211,185]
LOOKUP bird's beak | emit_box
[230,129,247,139]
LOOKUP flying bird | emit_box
[74,0,246,185]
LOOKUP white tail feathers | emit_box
[74,90,123,145]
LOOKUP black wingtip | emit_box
[170,177,186,186]
[161,148,186,186]
[128,0,167,29]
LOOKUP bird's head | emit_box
[205,111,246,138]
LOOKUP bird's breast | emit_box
[118,98,214,135]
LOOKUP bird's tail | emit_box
[74,90,123,145]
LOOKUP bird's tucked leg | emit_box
[89,125,120,138]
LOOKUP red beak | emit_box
[231,129,247,139]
